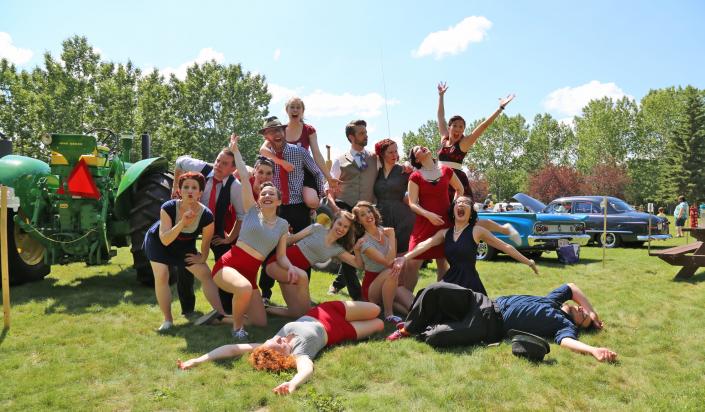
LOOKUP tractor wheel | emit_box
[3,209,51,285]
[129,171,173,285]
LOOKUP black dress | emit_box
[374,165,415,253]
[441,225,486,295]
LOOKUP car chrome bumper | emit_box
[636,234,672,241]
[527,234,591,246]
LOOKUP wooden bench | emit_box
[651,229,705,279]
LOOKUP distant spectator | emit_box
[656,207,667,218]
[689,204,699,229]
[506,204,514,212]
[637,204,645,212]
[674,195,688,237]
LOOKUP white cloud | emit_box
[544,80,633,117]
[159,47,225,80]
[268,84,398,119]
[0,32,33,65]
[273,48,281,61]
[412,16,492,60]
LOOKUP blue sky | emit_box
[2,0,704,157]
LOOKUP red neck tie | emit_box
[208,177,221,213]
[277,152,289,205]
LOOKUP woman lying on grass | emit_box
[177,301,384,394]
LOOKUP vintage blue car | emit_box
[543,195,671,247]
[476,193,590,260]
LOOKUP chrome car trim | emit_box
[585,229,632,234]
[636,234,672,241]
[527,234,591,246]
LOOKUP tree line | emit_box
[402,87,705,207]
[0,36,270,166]
[2,36,704,208]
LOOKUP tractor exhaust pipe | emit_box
[141,133,151,159]
[0,132,11,158]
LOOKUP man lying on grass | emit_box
[387,282,618,363]
[177,301,383,395]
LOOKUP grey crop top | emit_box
[238,207,289,256]
[296,224,346,265]
[360,229,391,273]
[275,316,326,359]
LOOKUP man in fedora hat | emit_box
[257,116,326,302]
[388,282,617,363]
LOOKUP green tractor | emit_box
[0,130,172,285]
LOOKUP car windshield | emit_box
[609,199,635,212]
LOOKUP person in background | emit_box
[656,207,667,219]
[674,195,688,237]
[689,203,699,229]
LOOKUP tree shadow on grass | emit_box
[8,267,155,314]
[489,254,603,266]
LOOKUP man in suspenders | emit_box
[173,148,246,316]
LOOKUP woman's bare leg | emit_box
[151,262,173,323]
[268,277,311,318]
[435,258,448,281]
[214,267,253,331]
[394,286,414,313]
[342,300,380,321]
[350,319,384,339]
[403,259,423,292]
[244,289,267,327]
[302,186,320,209]
[367,270,397,318]
[188,263,225,314]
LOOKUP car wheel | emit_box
[598,232,621,248]
[524,251,543,259]
[476,241,497,261]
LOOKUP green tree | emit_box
[574,97,638,172]
[168,61,270,165]
[465,114,529,200]
[400,119,441,160]
[523,113,576,171]
[660,86,705,202]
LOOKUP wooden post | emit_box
[325,145,332,173]
[602,196,608,267]
[1,185,10,328]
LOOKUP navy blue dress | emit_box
[143,200,214,267]
[441,225,486,295]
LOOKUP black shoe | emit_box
[194,310,224,326]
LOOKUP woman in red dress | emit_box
[436,82,515,201]
[405,145,464,292]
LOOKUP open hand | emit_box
[589,312,604,329]
[280,160,295,173]
[286,266,301,285]
[273,381,295,395]
[327,176,341,190]
[499,94,515,109]
[437,81,448,96]
[177,359,196,370]
[354,238,365,252]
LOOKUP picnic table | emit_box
[650,228,705,279]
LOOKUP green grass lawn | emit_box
[2,234,704,411]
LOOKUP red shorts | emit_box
[305,301,357,346]
[361,271,380,302]
[265,245,311,271]
[212,245,263,290]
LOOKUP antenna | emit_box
[380,47,391,138]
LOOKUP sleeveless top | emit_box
[238,207,289,256]
[285,123,316,151]
[147,199,214,241]
[441,225,485,295]
[296,224,347,264]
[360,229,391,273]
[437,137,467,170]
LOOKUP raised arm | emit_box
[229,134,256,212]
[437,82,449,137]
[566,283,602,328]
[177,342,260,370]
[459,94,515,152]
[403,228,446,261]
[308,133,339,189]
[286,224,314,246]
[260,140,294,172]
[559,337,617,363]
[474,226,538,274]
[449,173,464,199]
[273,355,314,395]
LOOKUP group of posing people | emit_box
[142,86,617,395]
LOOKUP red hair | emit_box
[374,138,396,158]
[248,347,297,372]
